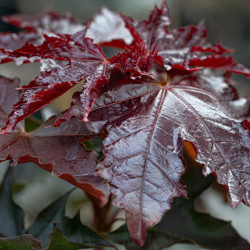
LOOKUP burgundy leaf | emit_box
[120,2,250,76]
[156,22,250,76]
[89,74,249,246]
[3,11,86,34]
[109,45,157,75]
[0,31,41,51]
[0,76,109,205]
[189,56,250,77]
[135,1,171,50]
[190,43,233,54]
[0,31,43,64]
[52,73,157,128]
[0,30,111,133]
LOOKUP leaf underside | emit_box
[0,76,109,205]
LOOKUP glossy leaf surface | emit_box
[121,2,250,76]
[0,29,110,133]
[86,7,132,47]
[0,76,109,204]
[109,168,250,250]
[93,73,249,245]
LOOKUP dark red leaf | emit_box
[189,56,250,77]
[156,22,250,76]
[0,11,87,64]
[0,31,41,51]
[52,73,157,128]
[119,3,250,76]
[135,1,171,50]
[88,73,250,246]
[2,11,86,34]
[190,43,233,54]
[0,30,111,133]
[0,76,109,205]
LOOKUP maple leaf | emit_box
[86,72,250,246]
[2,11,86,34]
[121,2,250,77]
[0,14,157,132]
[0,11,87,64]
[0,76,109,205]
[0,3,249,247]
[85,7,133,48]
[0,29,111,133]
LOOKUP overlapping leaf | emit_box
[0,10,158,132]
[120,2,250,76]
[87,72,250,246]
[0,76,109,205]
[86,7,133,47]
[109,168,250,250]
[0,2,249,248]
[0,166,24,237]
[0,11,87,65]
[2,11,86,34]
[0,28,111,133]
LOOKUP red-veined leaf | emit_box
[86,73,250,246]
[0,76,109,205]
[0,29,111,133]
[2,11,86,34]
[86,7,132,48]
[120,2,250,76]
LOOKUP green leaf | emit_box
[24,116,42,132]
[27,191,115,249]
[0,234,42,250]
[27,192,69,246]
[156,198,250,250]
[0,166,24,237]
[109,168,250,250]
[48,227,115,250]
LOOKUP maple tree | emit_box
[0,1,249,249]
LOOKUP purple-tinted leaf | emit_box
[0,11,87,64]
[190,43,233,54]
[109,46,157,75]
[0,31,41,51]
[0,31,43,64]
[135,1,171,50]
[3,11,86,34]
[156,22,250,76]
[120,3,250,76]
[89,73,249,246]
[189,55,250,77]
[0,76,109,205]
[53,73,157,129]
[0,30,111,133]
[168,72,250,119]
